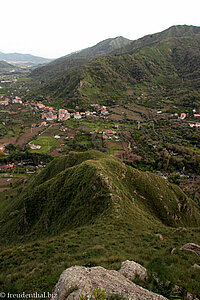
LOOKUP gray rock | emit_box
[52,265,167,300]
[119,260,147,281]
[180,243,200,257]
[155,234,163,240]
[173,227,187,234]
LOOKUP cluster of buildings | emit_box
[91,104,109,116]
[157,109,200,126]
[37,103,109,122]
[40,105,75,121]
[0,96,110,121]
[0,96,22,106]
[11,97,23,104]
[0,164,14,171]
[168,112,187,119]
[102,130,118,140]
[188,122,200,128]
[172,111,200,126]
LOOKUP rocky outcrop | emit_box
[180,243,200,257]
[52,264,167,300]
[119,260,147,281]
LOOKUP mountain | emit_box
[29,25,200,109]
[1,150,200,297]
[0,51,52,65]
[65,36,131,58]
[31,36,131,79]
[113,25,200,55]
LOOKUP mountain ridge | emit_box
[30,36,131,79]
[30,25,200,80]
[112,25,200,55]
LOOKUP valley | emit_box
[0,25,200,299]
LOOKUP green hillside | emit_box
[1,150,199,243]
[29,25,200,109]
[0,151,200,297]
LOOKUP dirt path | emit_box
[16,127,42,146]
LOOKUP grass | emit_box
[16,77,32,82]
[0,110,12,113]
[107,145,122,155]
[0,221,200,297]
[30,136,59,153]
[80,140,92,147]
[66,119,115,133]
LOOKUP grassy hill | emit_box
[1,150,199,244]
[29,25,200,109]
[0,150,200,297]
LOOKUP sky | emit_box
[0,0,199,59]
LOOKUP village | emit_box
[1,93,200,125]
[0,71,199,213]
[0,73,199,174]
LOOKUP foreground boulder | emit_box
[119,260,147,281]
[52,265,167,300]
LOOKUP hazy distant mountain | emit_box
[0,60,15,69]
[31,36,131,79]
[0,51,52,65]
[0,60,21,74]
